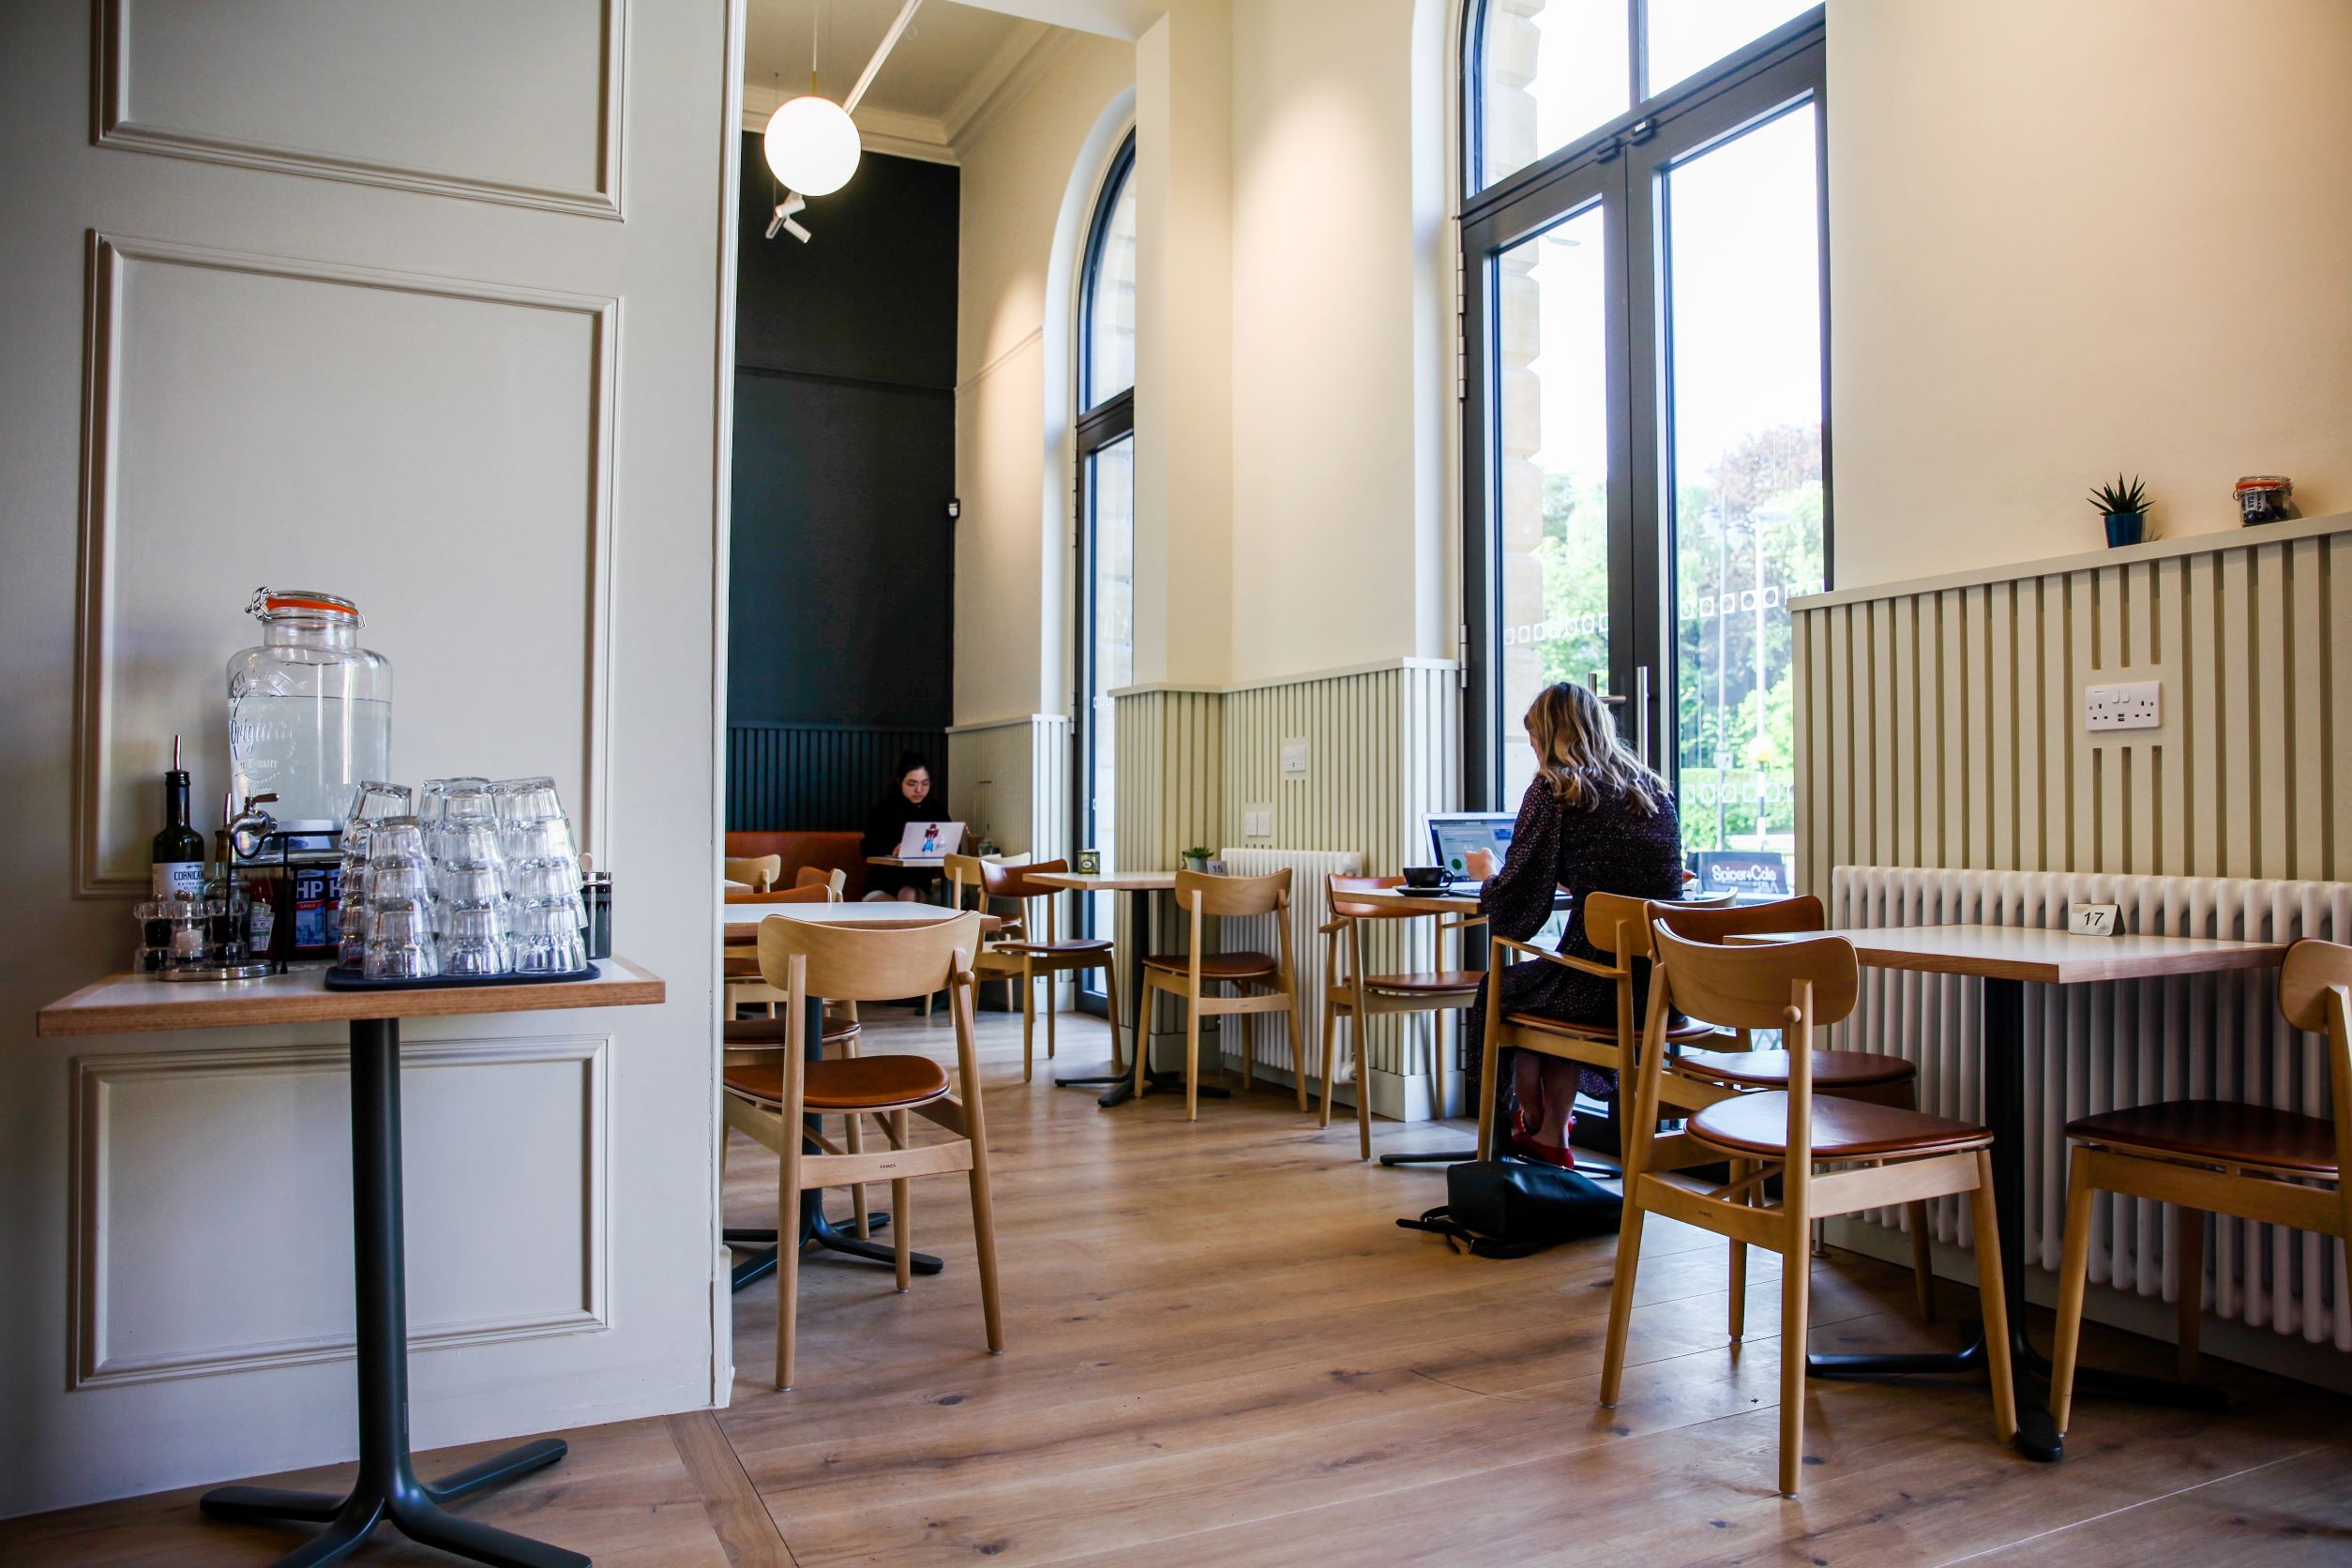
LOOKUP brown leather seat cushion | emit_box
[722,1017,859,1048]
[1361,970,1484,993]
[997,938,1114,956]
[2068,1099,2340,1175]
[1676,1047,1917,1091]
[723,1054,951,1111]
[1142,951,1278,978]
[1690,1092,1992,1159]
[1505,1011,1721,1044]
[723,954,763,979]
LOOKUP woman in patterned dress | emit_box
[1464,681,1684,1166]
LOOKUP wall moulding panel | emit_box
[74,233,617,896]
[94,0,628,218]
[1792,514,2352,897]
[70,1034,611,1388]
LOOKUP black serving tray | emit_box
[324,962,600,992]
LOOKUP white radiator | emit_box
[1214,848,1364,1089]
[1831,866,2352,1351]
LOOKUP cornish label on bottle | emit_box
[151,861,205,897]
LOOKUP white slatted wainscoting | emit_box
[1830,866,2352,1354]
[1215,849,1363,1094]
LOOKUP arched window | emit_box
[1074,132,1137,972]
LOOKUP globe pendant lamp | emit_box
[763,90,860,197]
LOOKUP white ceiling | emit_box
[745,0,1061,158]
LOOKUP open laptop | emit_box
[892,821,966,861]
[1424,811,1515,890]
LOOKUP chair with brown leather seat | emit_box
[942,852,1025,1017]
[720,911,1003,1390]
[980,858,1120,1084]
[1320,875,1486,1161]
[1474,890,1735,1167]
[2049,937,2352,1434]
[1140,867,1307,1120]
[725,853,781,892]
[1599,923,2016,1496]
[1651,895,1940,1329]
[725,882,837,1018]
[793,865,846,897]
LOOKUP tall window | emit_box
[1464,3,1825,897]
[1075,134,1137,978]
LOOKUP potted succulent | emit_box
[2088,474,2151,548]
[1181,845,1214,873]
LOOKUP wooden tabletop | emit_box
[1026,870,1179,893]
[1735,924,2287,985]
[1326,886,1484,915]
[37,957,666,1038]
[722,903,994,945]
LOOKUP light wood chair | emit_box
[725,883,838,1016]
[720,911,1003,1390]
[725,854,781,892]
[1139,867,1307,1120]
[981,858,1120,1084]
[2049,937,2352,1433]
[1473,890,1735,1166]
[793,865,846,897]
[1650,896,1940,1331]
[1599,921,2016,1496]
[944,852,1023,1016]
[1319,875,1486,1161]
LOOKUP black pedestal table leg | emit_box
[728,991,939,1292]
[1983,976,2062,1460]
[201,1018,587,1567]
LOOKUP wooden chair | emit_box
[944,852,1023,1016]
[725,854,781,892]
[1600,922,2015,1495]
[720,911,1003,1390]
[725,883,837,1016]
[1139,868,1307,1120]
[1473,890,1735,1166]
[2049,937,2352,1432]
[793,865,846,897]
[1651,896,1940,1330]
[1319,875,1486,1161]
[981,858,1120,1084]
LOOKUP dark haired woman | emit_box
[861,751,940,902]
[1464,681,1685,1166]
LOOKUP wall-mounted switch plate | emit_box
[2084,679,2161,731]
[1280,737,1309,777]
[2067,902,2121,937]
[1243,807,1273,838]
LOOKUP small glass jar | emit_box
[2235,475,2294,526]
[133,899,174,973]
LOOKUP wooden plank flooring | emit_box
[5,1007,2348,1566]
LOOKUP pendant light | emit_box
[762,2,861,198]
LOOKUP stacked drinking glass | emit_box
[339,774,587,980]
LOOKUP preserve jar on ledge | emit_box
[228,588,393,834]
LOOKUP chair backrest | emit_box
[1650,922,1859,1033]
[1328,873,1408,920]
[756,911,986,1003]
[727,882,835,906]
[1585,889,1735,960]
[2281,938,2352,1038]
[943,852,989,911]
[1651,894,1825,945]
[792,865,846,897]
[983,857,1071,902]
[1176,866,1289,918]
[724,853,780,892]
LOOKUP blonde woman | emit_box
[1464,681,1685,1167]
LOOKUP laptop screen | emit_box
[1425,813,1515,881]
[894,822,965,859]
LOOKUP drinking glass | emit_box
[510,897,586,972]
[439,905,508,976]
[362,898,440,979]
[344,781,413,824]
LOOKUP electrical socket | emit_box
[2084,679,2161,731]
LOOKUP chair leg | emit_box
[1020,965,1037,1084]
[1777,1240,1812,1496]
[1286,983,1308,1114]
[1047,972,1058,1060]
[1598,1187,1648,1408]
[1239,1003,1254,1093]
[1726,1158,1750,1341]
[2047,1143,2096,1435]
[776,1122,802,1392]
[1184,989,1202,1122]
[1908,1200,1937,1322]
[1354,1014,1372,1163]
[1134,980,1154,1100]
[846,1109,869,1239]
[966,1129,1003,1355]
[1970,1149,2019,1444]
[1318,995,1338,1128]
[1474,1027,1500,1161]
[1102,961,1125,1078]
[891,1109,912,1294]
[2175,1204,2204,1381]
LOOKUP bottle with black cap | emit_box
[150,736,206,898]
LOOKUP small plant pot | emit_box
[2103,510,2148,548]
[1182,854,1211,873]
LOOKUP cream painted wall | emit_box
[1228,0,1453,682]
[1827,0,2352,588]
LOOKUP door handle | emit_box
[1587,670,1628,704]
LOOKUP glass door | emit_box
[1076,424,1133,997]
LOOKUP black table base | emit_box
[1803,975,2226,1461]
[200,1018,587,1568]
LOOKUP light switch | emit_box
[2084,679,2161,731]
[1244,808,1273,838]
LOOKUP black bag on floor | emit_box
[1396,1159,1621,1259]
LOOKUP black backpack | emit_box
[1396,1159,1622,1259]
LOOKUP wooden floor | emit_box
[8,1007,2352,1567]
